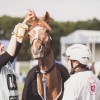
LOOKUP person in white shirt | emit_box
[0,10,34,100]
[62,44,100,100]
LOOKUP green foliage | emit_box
[17,39,31,61]
[0,15,23,39]
[0,16,100,60]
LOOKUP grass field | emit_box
[18,82,24,100]
[17,61,30,100]
[16,61,38,100]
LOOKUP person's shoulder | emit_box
[72,71,98,83]
[64,74,77,87]
[64,72,87,87]
[74,71,92,77]
[67,71,87,82]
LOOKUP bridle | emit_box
[34,43,55,100]
[32,36,55,75]
[36,63,55,75]
[27,11,55,100]
[30,29,55,100]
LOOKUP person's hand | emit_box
[23,10,35,24]
[12,23,28,38]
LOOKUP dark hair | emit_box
[78,63,89,70]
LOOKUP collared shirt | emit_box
[62,71,100,100]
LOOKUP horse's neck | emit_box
[38,50,55,70]
[37,49,62,100]
[37,51,62,100]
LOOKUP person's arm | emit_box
[0,23,28,67]
[6,33,17,57]
[10,41,22,63]
[9,11,34,63]
[0,31,17,69]
[0,11,34,66]
[0,52,12,68]
[5,24,22,64]
[0,45,24,68]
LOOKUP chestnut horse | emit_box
[22,11,70,100]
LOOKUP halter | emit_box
[36,63,55,74]
[31,28,53,100]
[28,11,58,100]
[30,27,52,47]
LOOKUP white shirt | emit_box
[62,71,100,100]
[0,62,18,100]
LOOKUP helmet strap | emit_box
[70,60,76,75]
[70,61,89,75]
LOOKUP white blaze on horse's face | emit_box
[29,25,50,59]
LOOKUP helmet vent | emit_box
[82,57,89,60]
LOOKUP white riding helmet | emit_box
[64,44,91,65]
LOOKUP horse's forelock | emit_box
[28,18,52,32]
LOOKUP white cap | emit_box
[63,44,91,65]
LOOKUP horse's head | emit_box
[28,12,52,59]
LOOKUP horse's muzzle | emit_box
[31,47,44,59]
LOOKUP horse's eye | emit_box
[28,35,30,38]
[46,30,49,33]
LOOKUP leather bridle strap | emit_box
[36,63,55,74]
[45,63,55,74]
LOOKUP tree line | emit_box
[0,15,100,61]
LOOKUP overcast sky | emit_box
[0,0,100,22]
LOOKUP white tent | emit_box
[60,30,100,66]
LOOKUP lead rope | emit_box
[36,67,47,100]
[38,68,47,100]
[37,63,55,100]
[42,72,47,100]
[41,58,47,100]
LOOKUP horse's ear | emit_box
[39,12,52,31]
[43,12,51,23]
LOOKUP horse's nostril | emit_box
[39,45,42,51]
